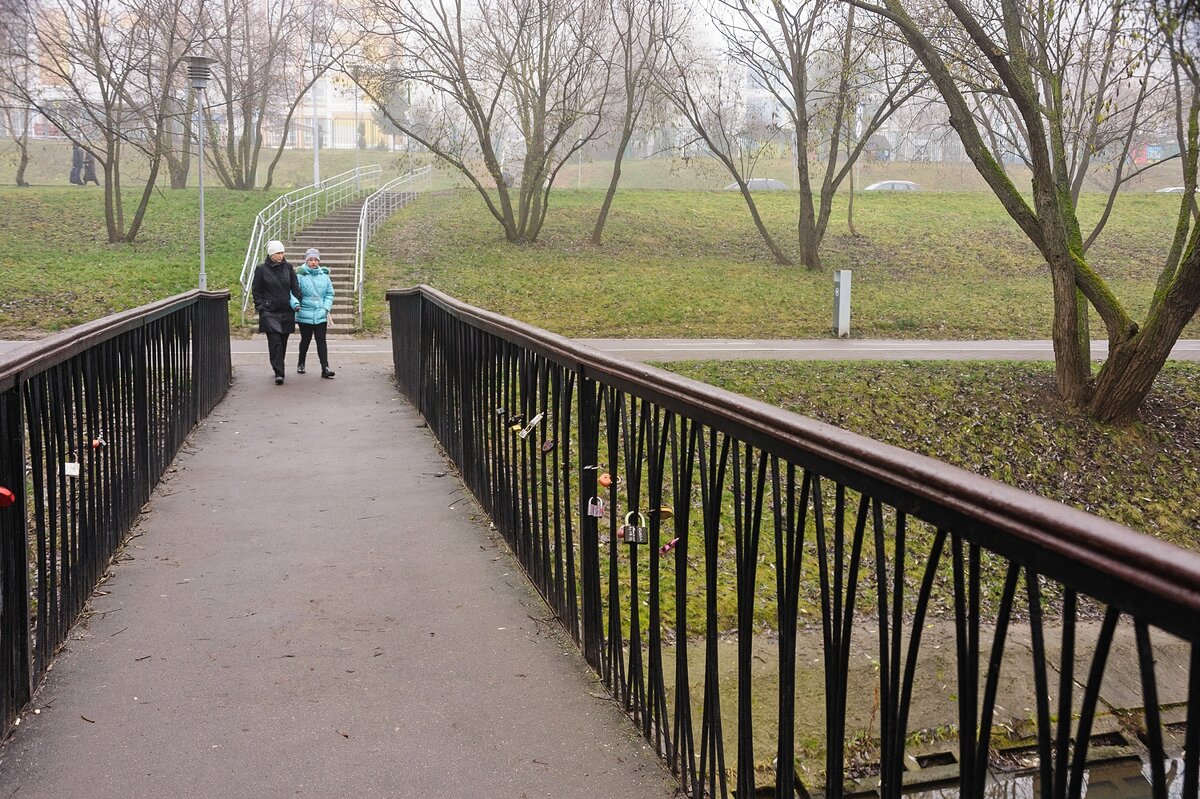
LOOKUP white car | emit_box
[865,180,920,192]
[724,178,788,191]
[1155,186,1195,193]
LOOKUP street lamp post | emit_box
[185,55,216,291]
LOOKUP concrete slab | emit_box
[0,356,681,799]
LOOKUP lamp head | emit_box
[184,55,217,91]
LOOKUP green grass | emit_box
[0,187,280,332]
[3,184,1192,340]
[367,187,1197,339]
[662,360,1200,550]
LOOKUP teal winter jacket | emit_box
[296,265,334,325]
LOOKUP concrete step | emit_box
[301,222,359,230]
[289,235,358,245]
[286,241,356,249]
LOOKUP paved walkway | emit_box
[0,354,679,799]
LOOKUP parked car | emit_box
[1155,186,1195,193]
[865,180,920,192]
[724,178,788,191]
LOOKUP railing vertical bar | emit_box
[1185,643,1199,799]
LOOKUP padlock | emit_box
[0,486,15,508]
[621,512,648,545]
[598,472,612,487]
[659,537,680,556]
[507,413,525,431]
[586,497,606,517]
[92,433,106,449]
[518,411,544,440]
[541,438,556,453]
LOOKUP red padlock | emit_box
[0,486,15,508]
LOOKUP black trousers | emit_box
[298,322,328,368]
[265,331,290,378]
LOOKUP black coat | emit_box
[252,257,301,334]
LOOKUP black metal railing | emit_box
[0,291,231,737]
[389,286,1199,799]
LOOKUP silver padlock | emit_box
[619,512,648,545]
[587,497,606,518]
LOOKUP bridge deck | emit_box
[0,353,678,798]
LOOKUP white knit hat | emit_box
[266,240,285,256]
[304,247,321,262]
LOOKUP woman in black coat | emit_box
[252,240,301,384]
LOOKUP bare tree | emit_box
[659,17,796,264]
[590,0,672,245]
[0,0,33,186]
[204,0,356,190]
[357,0,611,243]
[7,0,194,241]
[846,0,1199,423]
[716,0,926,269]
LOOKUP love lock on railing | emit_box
[0,486,15,508]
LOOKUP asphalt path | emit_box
[6,337,1198,362]
[0,356,680,798]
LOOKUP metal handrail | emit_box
[0,291,232,738]
[387,285,1200,799]
[238,164,383,322]
[354,166,432,325]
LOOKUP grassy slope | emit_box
[2,184,1191,340]
[366,188,1196,339]
[663,360,1200,549]
[0,187,279,332]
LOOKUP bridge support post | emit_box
[0,388,32,735]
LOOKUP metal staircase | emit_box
[239,165,431,330]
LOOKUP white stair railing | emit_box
[353,165,433,324]
[239,164,383,322]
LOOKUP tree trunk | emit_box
[1048,251,1093,407]
[737,181,793,266]
[123,156,162,243]
[592,127,634,246]
[798,221,822,269]
[795,127,820,269]
[1089,236,1200,423]
[847,164,858,237]
[14,145,30,187]
[102,168,121,243]
[167,94,193,188]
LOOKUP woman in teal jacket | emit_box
[295,248,336,378]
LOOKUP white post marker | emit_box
[833,269,852,338]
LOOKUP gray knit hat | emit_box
[304,248,321,262]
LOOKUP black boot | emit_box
[321,367,335,379]
[297,361,306,374]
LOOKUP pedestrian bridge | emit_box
[0,290,1196,798]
